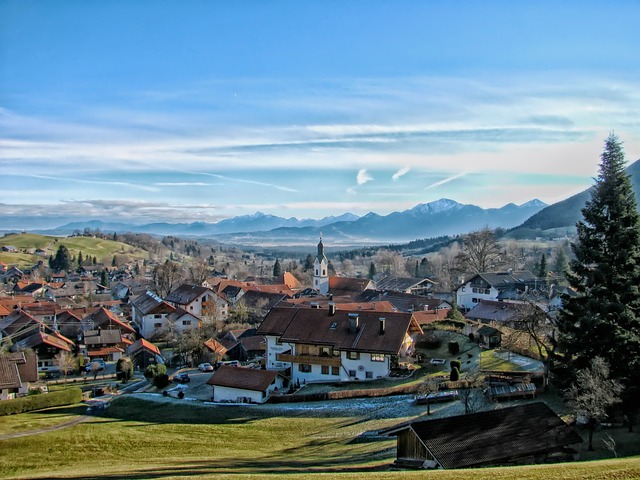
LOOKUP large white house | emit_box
[130,291,176,338]
[164,284,229,320]
[257,305,422,384]
[455,270,538,311]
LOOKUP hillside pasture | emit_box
[1,395,639,480]
[0,233,148,268]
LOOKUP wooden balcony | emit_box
[276,353,341,367]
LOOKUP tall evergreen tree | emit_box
[368,262,376,280]
[51,245,71,272]
[556,134,640,399]
[272,259,281,278]
[77,251,84,269]
[537,253,547,279]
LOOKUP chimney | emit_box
[379,317,386,335]
[328,303,336,316]
[348,313,359,333]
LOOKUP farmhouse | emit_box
[384,402,582,469]
[455,270,539,311]
[206,365,287,403]
[130,291,176,338]
[165,283,228,319]
[257,305,422,384]
[0,351,38,400]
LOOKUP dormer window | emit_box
[330,322,337,329]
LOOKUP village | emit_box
[1,230,626,472]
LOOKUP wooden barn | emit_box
[383,402,582,469]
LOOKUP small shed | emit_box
[206,365,288,403]
[477,325,502,349]
[383,402,582,469]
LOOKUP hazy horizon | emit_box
[2,2,639,226]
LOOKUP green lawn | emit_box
[1,396,639,480]
[0,233,149,268]
[0,404,87,436]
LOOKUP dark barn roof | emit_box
[384,402,582,469]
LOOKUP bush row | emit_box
[0,388,83,416]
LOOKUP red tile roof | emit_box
[128,338,161,356]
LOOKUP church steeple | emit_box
[313,235,329,294]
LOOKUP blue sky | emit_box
[1,1,639,227]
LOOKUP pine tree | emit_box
[556,134,640,398]
[368,262,376,280]
[112,255,117,267]
[77,251,83,269]
[51,245,71,272]
[537,253,547,278]
[272,259,281,278]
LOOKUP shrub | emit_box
[155,364,167,376]
[144,365,157,379]
[153,373,170,389]
[0,388,83,416]
[415,332,441,349]
[450,367,460,382]
[448,341,460,355]
[177,391,185,399]
[450,360,462,371]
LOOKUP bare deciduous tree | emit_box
[566,357,624,451]
[152,260,184,298]
[188,260,210,286]
[55,351,77,383]
[456,227,502,274]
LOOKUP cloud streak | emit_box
[424,172,470,191]
[392,167,410,181]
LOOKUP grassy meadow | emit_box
[0,396,639,480]
[0,233,149,268]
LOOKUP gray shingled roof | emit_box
[385,402,582,469]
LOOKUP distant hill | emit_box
[508,159,640,238]
[0,233,150,268]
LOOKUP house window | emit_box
[365,371,373,379]
[472,298,478,303]
[348,369,356,377]
[182,320,191,326]
[472,287,478,293]
[322,269,326,275]
[330,322,337,330]
[321,365,330,375]
[298,364,312,373]
[154,314,162,319]
[371,353,385,362]
[154,323,162,328]
[485,289,491,294]
[331,366,340,376]
[298,345,310,355]
[320,346,331,357]
[347,351,360,360]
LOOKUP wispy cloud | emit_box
[392,167,410,181]
[195,172,299,193]
[12,173,159,192]
[154,182,215,186]
[424,172,470,190]
[356,169,373,185]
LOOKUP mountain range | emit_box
[6,158,640,245]
[18,198,548,245]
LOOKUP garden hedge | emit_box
[0,388,83,416]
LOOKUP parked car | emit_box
[85,359,106,372]
[198,362,214,372]
[216,360,240,368]
[173,373,190,383]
